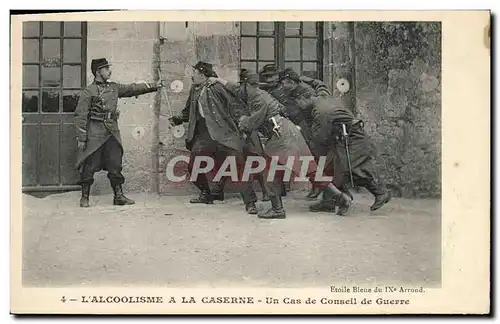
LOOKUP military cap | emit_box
[240,69,259,85]
[193,61,217,77]
[91,58,111,74]
[259,64,279,76]
[280,67,300,82]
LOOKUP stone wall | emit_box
[157,22,241,195]
[86,22,158,194]
[85,21,441,198]
[353,22,441,197]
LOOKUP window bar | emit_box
[273,21,279,67]
[317,21,324,80]
[255,23,260,73]
[38,21,42,114]
[36,21,42,186]
[81,22,88,88]
[238,23,242,71]
[276,22,285,70]
[59,22,63,113]
[59,22,63,185]
[300,22,303,75]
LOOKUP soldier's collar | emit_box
[94,79,109,85]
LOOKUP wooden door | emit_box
[22,21,87,192]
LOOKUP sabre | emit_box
[341,123,355,188]
[270,116,281,138]
[157,68,185,139]
[157,68,174,117]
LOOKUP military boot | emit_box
[309,199,336,212]
[190,190,214,204]
[261,189,271,201]
[112,184,135,206]
[79,184,91,208]
[211,178,226,201]
[335,192,352,216]
[364,180,391,211]
[306,187,322,200]
[258,196,286,219]
[322,183,352,216]
[245,202,258,214]
[255,175,271,201]
[211,192,224,201]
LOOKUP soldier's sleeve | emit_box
[239,97,270,133]
[74,89,92,142]
[331,107,355,125]
[178,86,194,122]
[117,81,158,98]
[228,95,249,121]
[300,76,332,97]
[310,107,333,146]
[218,80,241,98]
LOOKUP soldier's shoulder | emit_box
[207,81,222,91]
[106,80,120,87]
[80,84,96,95]
[299,75,313,83]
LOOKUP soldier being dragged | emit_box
[74,58,162,208]
[209,70,352,219]
[295,90,392,213]
[169,62,259,214]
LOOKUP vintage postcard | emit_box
[10,10,490,315]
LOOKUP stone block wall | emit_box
[157,22,241,195]
[84,21,441,198]
[353,22,441,197]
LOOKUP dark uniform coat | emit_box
[177,82,244,152]
[309,95,378,183]
[264,77,330,154]
[223,82,315,178]
[74,80,158,169]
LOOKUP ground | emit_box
[21,190,441,288]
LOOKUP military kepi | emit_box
[259,64,279,76]
[239,69,259,85]
[193,61,217,77]
[91,58,111,74]
[280,67,300,82]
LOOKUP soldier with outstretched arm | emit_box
[210,70,352,219]
[74,58,162,208]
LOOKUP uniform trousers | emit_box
[79,136,125,186]
[188,119,257,204]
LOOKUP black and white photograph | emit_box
[10,11,490,315]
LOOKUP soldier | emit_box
[296,94,392,213]
[169,61,258,214]
[209,70,352,219]
[74,58,162,208]
[260,65,332,200]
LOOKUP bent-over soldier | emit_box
[259,65,329,199]
[210,70,352,219]
[276,67,335,200]
[298,94,392,212]
[74,58,161,208]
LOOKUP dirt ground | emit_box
[21,190,441,288]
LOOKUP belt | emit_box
[89,111,118,122]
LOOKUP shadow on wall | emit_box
[354,22,442,198]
